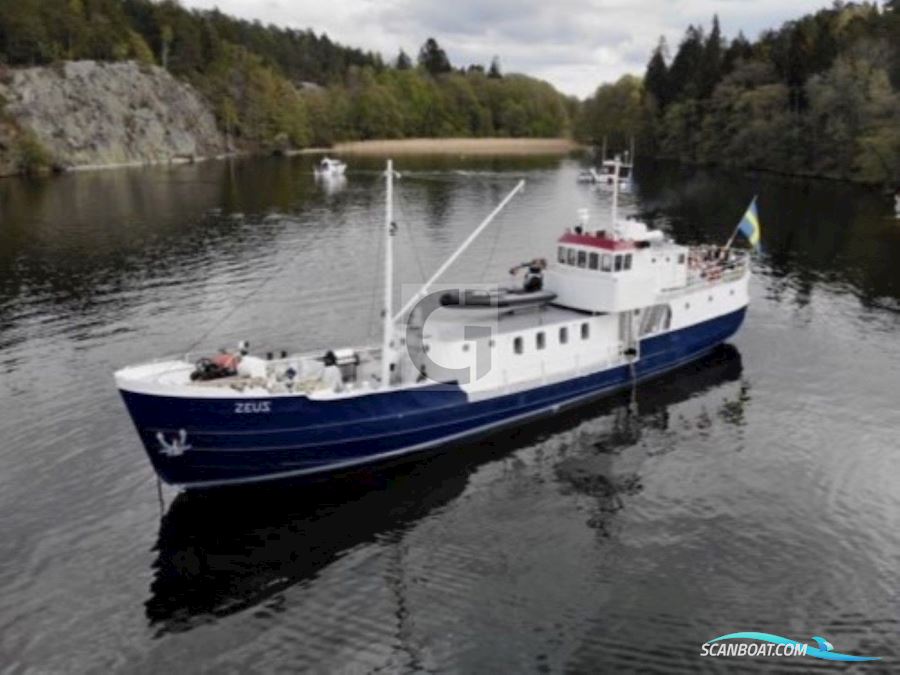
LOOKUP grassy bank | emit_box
[330,138,581,155]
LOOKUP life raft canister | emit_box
[212,353,240,373]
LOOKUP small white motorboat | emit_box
[314,157,347,178]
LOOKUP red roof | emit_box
[559,232,634,251]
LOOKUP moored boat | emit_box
[314,157,347,178]
[115,160,756,489]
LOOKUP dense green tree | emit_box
[723,32,753,73]
[620,5,900,184]
[576,75,645,154]
[0,0,571,153]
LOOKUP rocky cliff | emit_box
[0,60,226,175]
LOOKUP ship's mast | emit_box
[611,157,621,239]
[381,159,396,388]
[392,179,525,323]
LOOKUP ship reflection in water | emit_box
[146,344,745,636]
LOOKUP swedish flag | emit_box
[737,197,761,251]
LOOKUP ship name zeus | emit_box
[115,162,755,488]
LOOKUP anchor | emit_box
[156,429,192,457]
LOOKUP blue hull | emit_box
[120,307,747,487]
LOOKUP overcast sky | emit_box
[182,0,836,98]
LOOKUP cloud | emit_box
[182,0,835,97]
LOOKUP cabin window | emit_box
[536,332,546,350]
[559,326,568,344]
[577,250,587,268]
[589,252,599,270]
[462,344,470,352]
[601,254,612,272]
[567,248,576,265]
[514,336,523,354]
[558,246,566,263]
[678,253,686,264]
[624,254,632,270]
[614,255,623,272]
[581,322,590,340]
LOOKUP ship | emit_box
[115,160,752,489]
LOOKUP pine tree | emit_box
[488,55,502,78]
[395,49,411,70]
[417,37,451,76]
[644,37,670,109]
[668,25,705,101]
[699,15,723,98]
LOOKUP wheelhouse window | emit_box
[558,246,566,263]
[624,253,632,270]
[559,326,568,344]
[601,254,612,272]
[589,252,599,270]
[514,336,523,354]
[567,249,576,265]
[581,322,590,340]
[577,250,587,268]
[678,253,686,264]
[614,255,623,272]
[536,332,545,350]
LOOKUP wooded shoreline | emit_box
[327,138,581,155]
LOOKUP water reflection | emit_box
[145,344,744,636]
[556,345,745,537]
[315,173,347,196]
[633,160,900,310]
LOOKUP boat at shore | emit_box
[313,157,347,178]
[115,160,752,489]
[578,156,633,190]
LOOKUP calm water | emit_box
[1,154,899,673]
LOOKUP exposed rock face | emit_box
[0,60,225,172]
